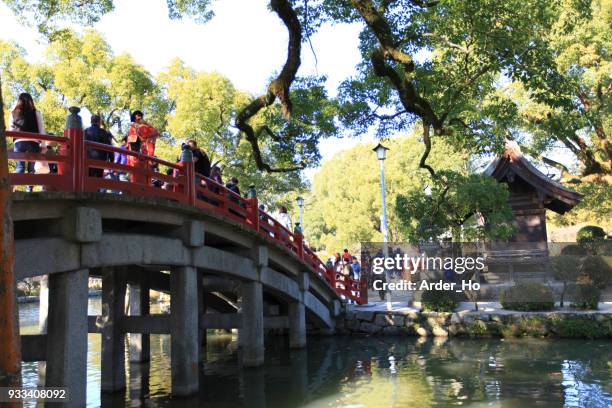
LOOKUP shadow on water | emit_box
[19,300,612,408]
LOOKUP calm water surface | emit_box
[19,299,612,407]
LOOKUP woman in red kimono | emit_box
[127,110,159,184]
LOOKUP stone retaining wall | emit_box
[338,309,612,339]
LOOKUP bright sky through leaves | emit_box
[0,0,372,174]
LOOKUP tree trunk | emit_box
[0,75,22,393]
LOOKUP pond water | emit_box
[19,299,612,407]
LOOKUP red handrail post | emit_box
[360,276,368,304]
[295,232,304,260]
[246,197,260,231]
[328,266,336,292]
[64,107,84,192]
[183,162,196,206]
[178,145,195,205]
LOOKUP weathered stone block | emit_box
[355,311,375,322]
[375,313,393,327]
[392,315,405,326]
[183,220,204,247]
[432,325,449,337]
[416,326,430,337]
[63,207,102,242]
[359,322,381,334]
[251,245,269,267]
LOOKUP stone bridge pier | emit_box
[14,193,343,406]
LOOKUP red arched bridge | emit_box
[7,108,367,406]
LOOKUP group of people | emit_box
[327,248,362,281]
[7,92,245,197]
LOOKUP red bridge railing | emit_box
[7,120,367,305]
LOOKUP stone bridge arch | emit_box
[13,192,342,404]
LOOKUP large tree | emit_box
[303,135,474,252]
[510,0,611,176]
[1,30,163,135]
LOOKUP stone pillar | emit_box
[38,275,49,385]
[127,281,150,363]
[45,269,89,408]
[101,268,127,392]
[170,266,199,396]
[241,281,264,367]
[289,270,308,349]
[197,271,207,363]
[288,301,306,349]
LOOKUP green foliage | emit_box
[578,255,612,289]
[551,255,582,283]
[551,254,582,306]
[500,283,555,312]
[467,320,489,337]
[567,283,600,310]
[501,0,611,176]
[499,316,549,338]
[303,135,467,252]
[395,171,514,243]
[421,289,458,313]
[1,0,214,35]
[577,225,607,244]
[0,30,161,135]
[550,316,609,339]
[549,177,612,229]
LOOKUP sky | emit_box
[0,0,378,180]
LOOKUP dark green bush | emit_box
[421,289,458,312]
[567,283,600,310]
[560,244,587,256]
[576,225,606,244]
[579,255,612,289]
[500,282,555,311]
[551,317,609,339]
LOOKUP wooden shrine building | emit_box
[484,141,584,244]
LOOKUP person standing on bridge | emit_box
[127,110,158,183]
[9,93,45,192]
[187,140,211,178]
[277,206,293,232]
[84,115,113,179]
[128,111,158,157]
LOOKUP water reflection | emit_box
[19,300,612,407]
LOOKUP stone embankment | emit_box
[338,307,612,338]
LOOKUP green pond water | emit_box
[19,298,612,407]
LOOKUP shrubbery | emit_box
[567,283,600,310]
[421,289,458,312]
[576,225,606,244]
[551,255,581,307]
[578,255,612,289]
[550,317,609,339]
[500,282,554,311]
[560,244,587,256]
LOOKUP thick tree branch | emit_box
[352,0,446,178]
[234,0,303,173]
[420,124,437,178]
